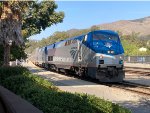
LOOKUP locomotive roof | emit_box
[92,30,118,36]
[44,30,119,49]
[65,30,118,40]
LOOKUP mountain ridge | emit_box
[65,16,150,38]
[98,16,150,36]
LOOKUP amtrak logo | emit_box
[105,42,112,48]
[70,47,77,59]
[70,49,77,59]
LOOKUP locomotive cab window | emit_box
[93,34,118,42]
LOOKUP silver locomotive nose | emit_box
[96,53,124,68]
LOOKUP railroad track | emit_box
[75,74,150,96]
[107,81,150,96]
[55,69,150,96]
[77,75,150,96]
[124,66,150,76]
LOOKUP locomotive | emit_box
[30,30,125,82]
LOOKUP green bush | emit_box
[25,73,58,91]
[0,66,29,77]
[0,66,29,83]
[0,67,131,113]
[2,75,34,95]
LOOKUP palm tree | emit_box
[0,1,64,66]
[0,1,23,66]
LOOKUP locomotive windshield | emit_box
[93,33,118,42]
[91,31,124,55]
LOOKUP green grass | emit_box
[0,67,131,113]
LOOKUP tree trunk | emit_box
[3,44,10,66]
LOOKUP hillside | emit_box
[26,16,150,55]
[64,16,150,39]
[98,16,150,37]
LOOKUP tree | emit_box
[90,25,99,31]
[0,1,64,66]
[0,1,24,66]
[25,40,39,54]
[11,45,27,60]
[120,32,150,56]
[21,1,64,39]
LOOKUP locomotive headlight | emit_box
[120,56,122,59]
[107,51,110,53]
[111,51,114,54]
[100,55,103,59]
[108,50,114,54]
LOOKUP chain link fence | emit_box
[124,56,150,64]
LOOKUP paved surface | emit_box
[24,62,150,113]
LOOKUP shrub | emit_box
[2,75,34,94]
[0,66,29,81]
[0,67,131,113]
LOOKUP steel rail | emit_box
[109,81,150,96]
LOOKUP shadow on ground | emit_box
[116,98,150,113]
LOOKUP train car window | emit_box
[48,56,50,61]
[48,56,53,61]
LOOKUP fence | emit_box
[124,56,150,64]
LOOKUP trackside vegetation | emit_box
[0,67,131,113]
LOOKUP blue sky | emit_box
[29,1,150,40]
